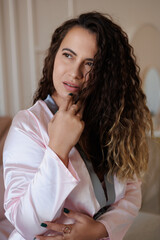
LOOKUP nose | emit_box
[69,63,83,80]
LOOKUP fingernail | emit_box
[68,93,73,96]
[64,208,70,214]
[41,223,47,227]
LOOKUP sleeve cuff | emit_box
[46,146,80,182]
[97,219,112,240]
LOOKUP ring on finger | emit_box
[63,225,72,234]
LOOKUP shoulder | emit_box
[12,100,52,128]
[3,101,51,164]
[10,100,53,142]
[29,100,53,122]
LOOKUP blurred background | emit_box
[0,0,160,239]
[0,0,160,120]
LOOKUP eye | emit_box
[85,62,93,71]
[63,52,72,59]
[86,62,93,67]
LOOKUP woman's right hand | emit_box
[48,95,84,166]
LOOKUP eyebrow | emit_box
[62,48,94,61]
[62,48,77,56]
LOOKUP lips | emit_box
[63,81,80,92]
[63,81,79,88]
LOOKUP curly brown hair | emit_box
[33,12,152,181]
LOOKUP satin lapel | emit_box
[104,174,115,206]
[44,95,58,114]
[76,144,116,210]
[76,143,107,208]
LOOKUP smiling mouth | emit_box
[64,82,79,88]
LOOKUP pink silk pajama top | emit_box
[3,99,142,240]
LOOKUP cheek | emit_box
[53,66,61,83]
[84,71,91,82]
[53,60,66,80]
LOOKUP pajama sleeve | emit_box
[97,178,142,240]
[3,110,80,240]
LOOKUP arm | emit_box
[97,178,142,240]
[3,110,79,240]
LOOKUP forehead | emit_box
[59,26,97,55]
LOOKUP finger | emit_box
[68,104,79,115]
[76,112,82,119]
[77,105,84,116]
[63,208,84,222]
[68,98,83,116]
[59,94,73,111]
[76,107,84,120]
[75,102,84,120]
[35,234,63,240]
[40,222,65,233]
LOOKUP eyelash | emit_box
[63,52,72,58]
[62,52,93,68]
[86,62,93,67]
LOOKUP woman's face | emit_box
[52,26,97,106]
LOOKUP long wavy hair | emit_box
[33,12,152,181]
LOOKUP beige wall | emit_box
[0,0,160,116]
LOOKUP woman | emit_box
[3,12,152,240]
